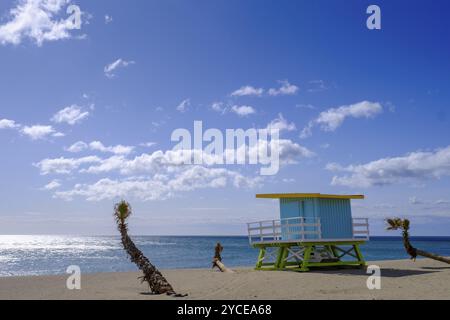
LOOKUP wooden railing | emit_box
[247,217,370,244]
[352,217,370,240]
[247,217,321,244]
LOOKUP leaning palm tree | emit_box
[114,200,184,296]
[386,218,450,264]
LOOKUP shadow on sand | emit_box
[139,291,160,296]
[420,266,450,270]
[291,266,440,278]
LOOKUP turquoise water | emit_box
[0,235,449,276]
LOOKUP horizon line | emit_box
[1,234,450,238]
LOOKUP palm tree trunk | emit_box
[416,249,450,264]
[402,229,450,264]
[119,224,177,295]
[401,230,418,260]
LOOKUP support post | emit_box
[275,246,284,269]
[256,247,266,269]
[300,245,313,272]
[353,244,366,267]
[278,246,289,269]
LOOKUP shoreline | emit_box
[0,258,449,300]
[0,255,445,279]
[0,256,435,279]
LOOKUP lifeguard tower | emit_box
[247,193,369,271]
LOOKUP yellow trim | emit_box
[255,193,364,200]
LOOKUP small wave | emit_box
[0,255,18,262]
[0,235,121,251]
[138,241,177,246]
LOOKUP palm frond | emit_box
[386,218,403,230]
[114,200,131,224]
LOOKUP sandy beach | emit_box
[0,258,449,300]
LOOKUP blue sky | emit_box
[0,0,450,236]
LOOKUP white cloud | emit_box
[300,122,314,139]
[40,136,314,177]
[168,166,261,191]
[66,141,88,153]
[55,177,170,201]
[301,101,383,138]
[211,102,227,114]
[403,197,450,217]
[176,99,190,113]
[42,179,61,190]
[21,125,56,140]
[104,58,135,78]
[35,155,101,175]
[0,0,83,46]
[230,82,298,97]
[54,166,263,201]
[327,145,450,188]
[150,121,163,128]
[1,118,63,140]
[268,139,315,164]
[80,155,126,174]
[51,105,89,125]
[79,151,196,176]
[409,196,422,205]
[104,15,113,24]
[37,133,315,200]
[317,101,382,131]
[353,201,450,219]
[140,142,157,148]
[230,86,264,97]
[89,141,134,155]
[86,148,253,176]
[228,138,314,170]
[230,105,256,117]
[296,104,316,110]
[266,113,296,133]
[0,119,19,129]
[435,199,450,205]
[268,80,299,96]
[307,80,328,93]
[66,140,134,155]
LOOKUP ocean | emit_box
[0,235,449,277]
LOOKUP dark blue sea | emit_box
[0,235,449,276]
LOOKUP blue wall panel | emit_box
[279,197,353,240]
[317,199,353,239]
